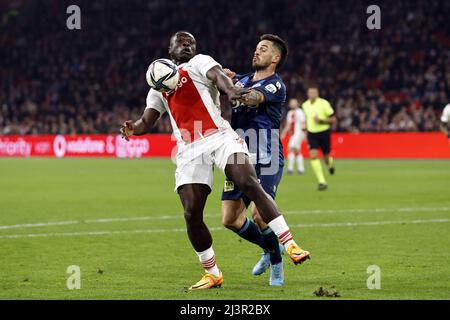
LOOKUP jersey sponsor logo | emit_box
[264,83,277,94]
[224,180,234,192]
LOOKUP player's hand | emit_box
[314,115,320,124]
[120,120,134,141]
[227,87,250,104]
[223,68,236,79]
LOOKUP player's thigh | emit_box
[257,164,283,199]
[319,131,331,155]
[176,154,213,216]
[307,132,320,157]
[221,178,251,208]
[288,134,302,152]
[213,129,250,174]
[224,155,261,193]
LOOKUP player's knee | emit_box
[221,214,240,231]
[183,208,202,226]
[252,210,262,225]
[310,150,319,159]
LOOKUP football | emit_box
[146,58,180,92]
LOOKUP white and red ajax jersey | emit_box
[286,108,306,135]
[145,54,232,151]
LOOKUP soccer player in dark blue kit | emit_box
[221,34,310,286]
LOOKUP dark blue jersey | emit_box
[231,72,286,166]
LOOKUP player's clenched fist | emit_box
[120,120,134,141]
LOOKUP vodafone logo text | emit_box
[53,135,110,158]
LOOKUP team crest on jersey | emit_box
[275,81,281,90]
[265,83,277,94]
[224,180,234,192]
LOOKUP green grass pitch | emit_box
[0,158,449,299]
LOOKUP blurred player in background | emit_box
[220,34,304,287]
[281,98,306,175]
[302,85,336,191]
[441,103,450,143]
[120,31,310,290]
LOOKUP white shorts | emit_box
[288,133,304,151]
[174,129,249,191]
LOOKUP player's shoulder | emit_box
[319,97,332,107]
[269,73,286,90]
[296,107,305,114]
[261,74,285,95]
[236,72,253,82]
[444,103,450,112]
[189,54,216,65]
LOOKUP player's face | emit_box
[289,99,299,109]
[252,40,278,71]
[307,88,319,100]
[168,32,196,64]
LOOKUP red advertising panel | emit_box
[1,133,449,159]
[0,134,176,158]
[282,132,450,159]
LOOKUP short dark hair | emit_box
[169,30,195,45]
[260,34,288,69]
[307,83,319,90]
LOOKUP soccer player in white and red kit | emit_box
[120,31,310,290]
[282,98,306,174]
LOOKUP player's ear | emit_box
[272,53,281,66]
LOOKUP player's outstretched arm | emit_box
[206,66,249,103]
[239,89,265,106]
[120,108,160,141]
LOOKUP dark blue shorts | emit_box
[221,164,284,207]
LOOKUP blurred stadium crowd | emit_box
[1,0,449,135]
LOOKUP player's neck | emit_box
[252,68,275,82]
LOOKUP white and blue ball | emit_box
[146,59,180,92]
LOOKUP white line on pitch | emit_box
[0,207,449,231]
[284,207,450,215]
[0,220,79,230]
[0,218,449,239]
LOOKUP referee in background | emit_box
[302,85,337,191]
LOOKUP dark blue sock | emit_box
[236,218,267,251]
[261,227,282,265]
